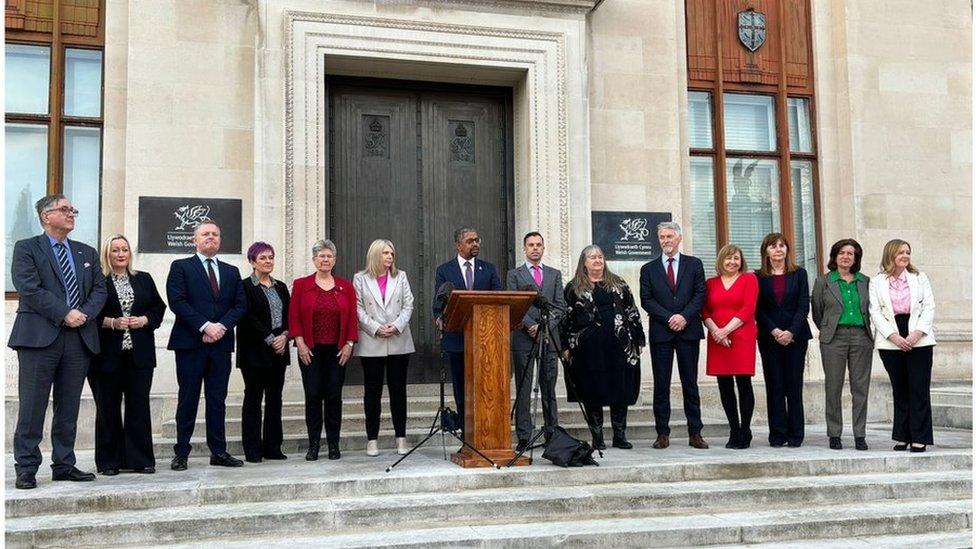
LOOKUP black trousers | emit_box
[585,403,628,437]
[879,314,934,445]
[174,346,232,458]
[88,352,155,471]
[650,338,703,436]
[240,365,286,459]
[716,375,755,438]
[361,354,410,439]
[14,329,90,476]
[759,339,808,445]
[448,351,466,433]
[300,344,345,445]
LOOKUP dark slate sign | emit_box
[592,211,672,261]
[138,196,242,254]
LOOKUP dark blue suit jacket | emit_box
[166,255,246,352]
[755,268,813,344]
[8,234,107,353]
[432,257,502,352]
[639,254,706,343]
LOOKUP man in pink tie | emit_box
[638,221,709,450]
[506,232,566,452]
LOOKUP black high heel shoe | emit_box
[893,442,909,451]
[909,444,927,453]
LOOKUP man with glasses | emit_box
[432,227,502,435]
[9,194,107,489]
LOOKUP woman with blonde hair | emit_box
[702,244,759,449]
[90,234,166,475]
[560,245,644,450]
[869,239,936,452]
[353,239,415,456]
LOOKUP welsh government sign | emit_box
[591,211,672,261]
[138,196,242,254]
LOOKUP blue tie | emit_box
[54,243,81,309]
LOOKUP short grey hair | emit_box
[312,239,337,257]
[193,221,221,236]
[656,221,682,236]
[35,194,67,222]
[454,226,478,244]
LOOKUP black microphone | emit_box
[519,284,551,311]
[435,281,455,310]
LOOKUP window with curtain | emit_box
[6,4,105,294]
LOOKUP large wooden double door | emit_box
[328,77,514,383]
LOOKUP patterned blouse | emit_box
[251,274,285,344]
[560,280,646,366]
[111,273,135,350]
[888,272,911,315]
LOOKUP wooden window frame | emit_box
[6,0,106,299]
[687,0,823,271]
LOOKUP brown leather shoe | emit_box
[689,434,709,449]
[652,434,670,449]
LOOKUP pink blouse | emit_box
[888,272,911,314]
[377,274,389,301]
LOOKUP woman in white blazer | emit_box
[353,239,415,456]
[868,239,936,452]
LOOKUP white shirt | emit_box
[457,254,475,272]
[196,252,221,286]
[661,252,680,281]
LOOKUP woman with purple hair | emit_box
[236,241,291,462]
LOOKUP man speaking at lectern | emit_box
[433,227,502,435]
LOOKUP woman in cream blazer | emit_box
[869,239,936,452]
[353,239,415,456]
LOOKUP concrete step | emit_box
[157,403,693,439]
[932,403,973,430]
[930,387,972,407]
[704,530,975,548]
[5,469,969,547]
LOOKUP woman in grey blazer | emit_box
[811,239,873,451]
[353,239,415,456]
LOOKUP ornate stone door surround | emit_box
[278,9,590,280]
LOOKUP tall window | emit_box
[5,1,105,294]
[685,0,821,279]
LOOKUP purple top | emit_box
[772,274,787,305]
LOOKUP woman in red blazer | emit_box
[702,244,759,450]
[289,239,358,461]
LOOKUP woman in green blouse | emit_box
[811,239,874,451]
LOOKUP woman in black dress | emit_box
[91,234,166,475]
[560,245,645,450]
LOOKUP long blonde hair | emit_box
[570,245,625,295]
[880,238,918,276]
[101,234,136,276]
[363,239,398,278]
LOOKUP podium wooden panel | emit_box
[442,290,536,468]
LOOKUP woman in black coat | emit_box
[560,245,645,451]
[755,233,813,447]
[91,235,166,475]
[237,242,291,462]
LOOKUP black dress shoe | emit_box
[100,468,120,476]
[15,473,36,490]
[770,441,785,448]
[134,466,156,474]
[306,442,320,461]
[787,440,802,448]
[516,439,530,453]
[210,453,244,467]
[611,435,633,449]
[828,437,843,450]
[327,442,341,460]
[171,456,188,471]
[264,451,288,460]
[854,437,869,451]
[52,467,96,482]
[245,456,263,464]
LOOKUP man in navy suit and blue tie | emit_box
[9,194,107,489]
[639,221,709,450]
[167,221,247,470]
[432,227,502,434]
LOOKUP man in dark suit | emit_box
[9,194,107,489]
[506,232,566,451]
[639,221,709,450]
[432,227,502,434]
[167,222,247,470]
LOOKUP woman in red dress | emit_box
[702,244,759,449]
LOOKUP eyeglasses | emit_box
[45,206,80,216]
[463,237,481,245]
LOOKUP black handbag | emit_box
[541,426,599,467]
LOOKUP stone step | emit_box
[932,403,973,430]
[6,468,969,548]
[151,418,734,457]
[930,388,972,407]
[8,447,969,520]
[703,530,975,548]
[157,404,693,439]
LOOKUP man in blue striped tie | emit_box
[9,194,107,489]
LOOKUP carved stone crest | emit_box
[737,9,766,52]
[363,115,389,158]
[449,121,475,163]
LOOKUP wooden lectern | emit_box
[442,290,536,468]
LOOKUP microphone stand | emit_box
[506,304,557,466]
